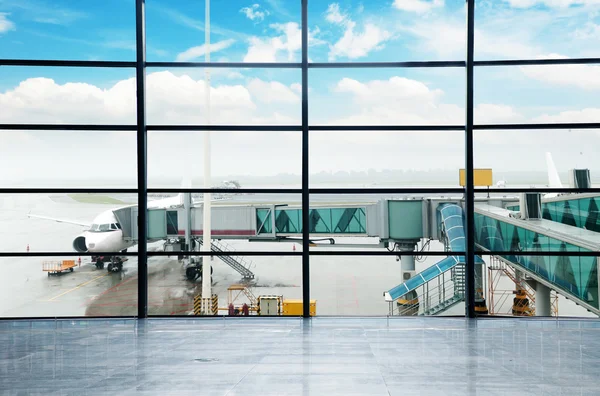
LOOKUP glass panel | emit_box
[146,0,301,63]
[310,68,465,126]
[475,67,600,125]
[0,67,136,125]
[148,130,301,189]
[308,0,465,62]
[0,0,135,61]
[0,254,138,317]
[0,130,136,188]
[147,255,301,316]
[2,193,137,253]
[146,193,302,252]
[309,131,464,187]
[145,68,301,125]
[312,254,468,316]
[482,254,597,318]
[475,129,599,182]
[475,1,599,60]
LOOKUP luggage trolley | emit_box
[42,260,76,276]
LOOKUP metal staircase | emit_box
[197,239,255,280]
[393,266,465,316]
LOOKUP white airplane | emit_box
[28,193,187,271]
[492,152,563,196]
[544,152,563,198]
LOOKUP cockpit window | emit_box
[89,223,119,232]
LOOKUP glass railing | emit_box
[474,212,598,309]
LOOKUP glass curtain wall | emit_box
[0,0,598,319]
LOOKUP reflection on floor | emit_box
[1,317,599,395]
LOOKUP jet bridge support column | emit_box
[396,242,419,316]
[535,282,551,317]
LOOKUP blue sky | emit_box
[0,0,600,185]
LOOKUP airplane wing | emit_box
[28,213,91,227]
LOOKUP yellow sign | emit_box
[459,169,493,187]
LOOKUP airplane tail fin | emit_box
[546,152,563,189]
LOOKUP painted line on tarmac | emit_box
[47,273,109,302]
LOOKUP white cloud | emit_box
[325,4,391,60]
[243,22,323,62]
[520,53,600,90]
[474,104,526,124]
[175,39,236,62]
[324,76,461,125]
[0,13,15,33]
[393,0,445,13]
[573,22,600,40]
[0,72,303,126]
[247,79,300,103]
[504,0,600,8]
[240,4,269,22]
[405,19,541,59]
[325,3,347,24]
[532,107,600,123]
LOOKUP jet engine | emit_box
[73,235,88,252]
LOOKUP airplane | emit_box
[492,152,563,196]
[28,193,187,272]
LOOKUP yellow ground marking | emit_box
[47,273,109,302]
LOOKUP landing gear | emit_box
[107,261,123,273]
[185,258,213,282]
[93,257,125,272]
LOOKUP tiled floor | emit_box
[1,317,599,395]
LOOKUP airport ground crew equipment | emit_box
[42,260,76,276]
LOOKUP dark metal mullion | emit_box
[474,123,600,130]
[474,58,600,66]
[476,188,600,193]
[0,124,136,131]
[0,188,137,193]
[309,125,464,131]
[310,188,464,194]
[465,0,476,319]
[136,0,148,320]
[0,60,135,67]
[148,188,302,194]
[147,125,301,131]
[3,57,599,69]
[309,61,465,68]
[301,0,310,319]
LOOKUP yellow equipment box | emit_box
[282,299,316,316]
[459,168,493,187]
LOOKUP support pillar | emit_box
[396,242,418,316]
[535,282,551,317]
